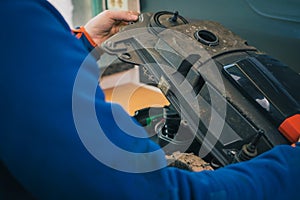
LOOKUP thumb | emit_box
[101,10,139,22]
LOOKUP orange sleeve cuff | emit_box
[72,26,98,48]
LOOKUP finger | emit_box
[109,21,128,35]
[103,10,139,22]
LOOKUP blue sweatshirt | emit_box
[0,0,299,199]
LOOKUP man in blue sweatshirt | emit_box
[0,0,299,199]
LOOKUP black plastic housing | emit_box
[102,11,300,166]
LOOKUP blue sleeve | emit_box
[0,1,299,200]
[0,1,168,199]
[165,143,300,200]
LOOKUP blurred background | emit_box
[48,0,300,73]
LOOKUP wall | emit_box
[48,0,74,27]
[48,0,93,28]
[72,0,93,27]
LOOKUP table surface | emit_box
[103,83,169,116]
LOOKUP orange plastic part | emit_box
[279,114,300,143]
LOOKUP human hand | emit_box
[84,10,139,45]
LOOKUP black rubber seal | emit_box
[194,30,219,46]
